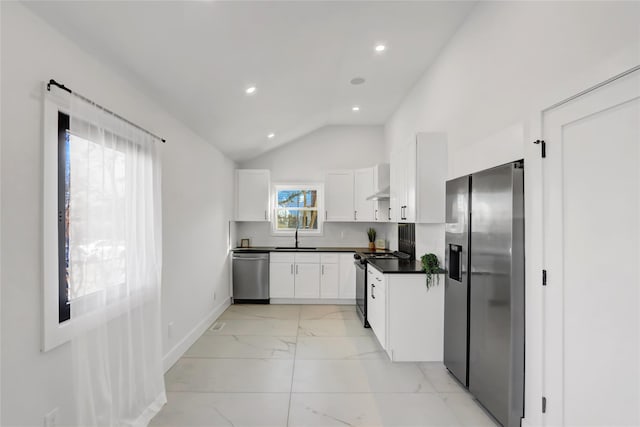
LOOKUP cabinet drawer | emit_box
[320,253,339,263]
[367,265,384,284]
[295,253,320,264]
[270,252,295,263]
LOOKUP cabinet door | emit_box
[354,167,375,222]
[325,171,355,221]
[294,263,320,298]
[368,273,386,349]
[320,263,340,298]
[236,169,270,221]
[389,150,401,222]
[269,262,295,298]
[339,253,356,299]
[404,140,417,222]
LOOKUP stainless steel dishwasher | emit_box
[232,252,270,303]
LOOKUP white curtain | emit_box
[67,95,165,426]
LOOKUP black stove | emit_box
[354,223,416,328]
[354,251,409,327]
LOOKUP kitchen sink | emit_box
[274,246,317,250]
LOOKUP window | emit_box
[273,184,323,234]
[43,89,162,351]
[58,112,127,323]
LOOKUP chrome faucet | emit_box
[295,226,299,249]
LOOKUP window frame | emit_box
[43,89,151,352]
[271,183,324,236]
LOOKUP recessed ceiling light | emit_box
[267,133,275,139]
[350,77,366,85]
[245,86,257,95]
[352,106,360,112]
[374,44,386,53]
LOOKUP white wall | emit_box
[241,125,386,182]
[384,2,640,426]
[0,3,235,426]
[239,125,391,247]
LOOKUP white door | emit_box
[339,254,356,299]
[269,262,295,298]
[236,169,270,221]
[294,263,320,298]
[354,167,375,222]
[325,171,355,221]
[320,263,340,298]
[543,68,640,426]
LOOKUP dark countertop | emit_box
[368,259,448,275]
[232,246,392,253]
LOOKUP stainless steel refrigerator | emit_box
[444,161,525,427]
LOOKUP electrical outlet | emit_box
[168,322,174,339]
[44,408,58,427]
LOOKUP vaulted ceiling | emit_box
[26,1,475,161]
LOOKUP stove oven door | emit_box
[354,261,369,327]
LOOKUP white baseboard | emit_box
[269,298,355,305]
[162,297,231,372]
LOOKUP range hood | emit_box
[366,186,390,201]
[365,164,390,201]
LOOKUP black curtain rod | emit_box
[47,79,166,143]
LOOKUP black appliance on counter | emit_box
[354,223,415,327]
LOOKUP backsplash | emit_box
[235,222,390,248]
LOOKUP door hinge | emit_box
[542,269,547,286]
[533,139,546,158]
[542,396,547,413]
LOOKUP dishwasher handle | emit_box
[232,253,269,261]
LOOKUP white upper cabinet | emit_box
[390,133,447,223]
[389,151,401,223]
[325,171,355,222]
[235,169,271,221]
[354,168,375,222]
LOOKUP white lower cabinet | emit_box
[338,253,356,299]
[269,252,355,301]
[367,265,444,362]
[269,261,295,298]
[295,262,320,298]
[269,253,296,298]
[320,254,340,298]
[367,265,387,350]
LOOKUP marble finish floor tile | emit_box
[220,304,300,320]
[299,304,359,320]
[207,318,300,336]
[185,334,296,359]
[166,358,294,392]
[419,362,467,393]
[292,359,435,393]
[153,304,499,427]
[440,393,500,426]
[288,393,461,427]
[298,319,373,337]
[296,336,386,360]
[150,392,290,427]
